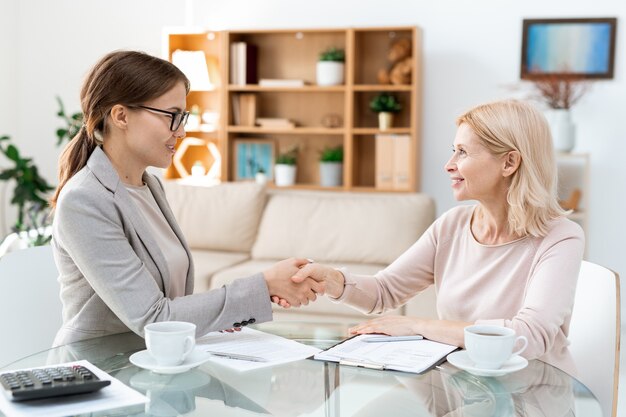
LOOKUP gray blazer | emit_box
[52,147,272,346]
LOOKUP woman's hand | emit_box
[264,258,324,307]
[292,263,345,298]
[349,315,422,336]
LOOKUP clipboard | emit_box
[313,334,458,374]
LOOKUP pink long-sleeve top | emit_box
[336,205,585,376]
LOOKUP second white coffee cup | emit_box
[464,325,528,370]
[145,321,196,366]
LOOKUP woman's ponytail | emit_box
[49,123,98,207]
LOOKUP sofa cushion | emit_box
[190,249,250,293]
[251,191,435,264]
[209,260,405,319]
[164,181,266,252]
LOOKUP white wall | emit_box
[4,0,626,280]
[0,0,19,234]
[0,0,18,138]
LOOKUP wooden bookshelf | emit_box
[164,26,422,191]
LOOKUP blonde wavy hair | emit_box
[457,100,566,238]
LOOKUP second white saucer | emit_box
[129,347,212,375]
[446,350,528,377]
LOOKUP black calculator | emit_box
[0,364,110,401]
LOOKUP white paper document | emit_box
[197,327,321,371]
[0,360,147,417]
[314,334,458,374]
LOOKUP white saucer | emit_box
[446,350,528,377]
[129,347,212,374]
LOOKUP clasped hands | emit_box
[263,258,344,308]
[264,259,420,338]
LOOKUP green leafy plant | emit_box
[319,47,345,62]
[276,147,298,165]
[369,93,402,113]
[0,136,55,243]
[319,146,343,162]
[0,97,80,246]
[55,96,83,145]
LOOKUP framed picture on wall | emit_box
[234,139,275,180]
[521,18,617,79]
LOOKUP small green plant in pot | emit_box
[317,47,345,86]
[274,147,298,187]
[319,146,343,187]
[370,93,402,130]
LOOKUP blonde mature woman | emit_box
[287,100,584,375]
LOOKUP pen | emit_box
[363,335,424,343]
[206,351,268,362]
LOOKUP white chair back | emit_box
[0,245,61,367]
[569,260,620,417]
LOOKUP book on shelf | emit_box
[376,134,411,190]
[258,78,306,87]
[256,117,295,129]
[230,42,258,85]
[232,93,257,126]
[240,94,257,126]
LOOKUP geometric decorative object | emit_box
[173,137,221,179]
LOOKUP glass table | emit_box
[1,321,601,416]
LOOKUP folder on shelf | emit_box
[393,134,411,190]
[375,134,394,189]
[375,134,412,190]
[314,334,457,374]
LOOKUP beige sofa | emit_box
[164,181,438,325]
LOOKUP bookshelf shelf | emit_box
[353,128,412,135]
[227,126,345,135]
[353,85,413,91]
[228,85,346,92]
[165,26,422,191]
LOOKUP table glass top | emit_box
[1,321,602,417]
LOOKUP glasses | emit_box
[128,105,190,131]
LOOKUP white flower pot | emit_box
[320,162,343,187]
[274,164,296,186]
[378,112,393,131]
[316,61,344,86]
[255,172,268,185]
[544,109,576,152]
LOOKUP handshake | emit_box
[263,258,345,308]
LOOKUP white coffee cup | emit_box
[464,325,528,370]
[144,321,196,366]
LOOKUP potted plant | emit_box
[319,146,343,187]
[317,47,345,86]
[0,136,55,250]
[0,97,80,253]
[530,75,588,152]
[254,167,268,186]
[369,93,402,130]
[274,147,298,186]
